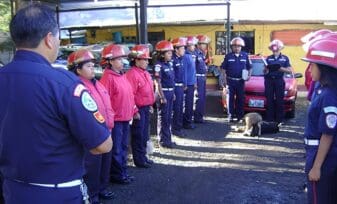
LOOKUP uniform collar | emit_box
[79,76,96,85]
[132,66,146,72]
[104,68,124,76]
[231,52,242,57]
[14,50,51,67]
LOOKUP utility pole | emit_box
[226,0,231,54]
[139,0,148,44]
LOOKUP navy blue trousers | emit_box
[228,79,245,120]
[110,121,130,181]
[3,179,83,204]
[158,90,174,145]
[264,78,285,123]
[83,147,112,203]
[183,85,195,126]
[305,148,337,204]
[172,86,184,132]
[194,76,206,122]
[131,106,150,166]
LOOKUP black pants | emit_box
[264,77,285,123]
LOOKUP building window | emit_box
[215,31,255,55]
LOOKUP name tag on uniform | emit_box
[164,68,170,72]
[228,59,235,62]
[176,63,180,67]
[240,59,247,62]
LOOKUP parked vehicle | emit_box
[222,55,302,118]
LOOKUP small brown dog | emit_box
[231,112,279,136]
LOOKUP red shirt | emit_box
[126,66,155,107]
[80,77,115,130]
[100,69,137,122]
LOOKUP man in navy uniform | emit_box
[0,4,112,204]
[221,37,251,122]
[264,39,292,124]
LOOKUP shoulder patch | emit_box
[73,84,86,97]
[154,64,161,72]
[93,111,105,123]
[81,92,98,112]
[326,114,337,129]
[324,106,337,114]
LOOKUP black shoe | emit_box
[111,177,132,184]
[160,142,177,149]
[172,130,185,137]
[99,189,115,200]
[135,162,151,168]
[146,159,154,165]
[183,124,196,129]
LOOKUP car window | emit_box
[251,59,265,76]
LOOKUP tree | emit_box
[0,1,11,32]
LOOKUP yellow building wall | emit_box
[85,23,337,86]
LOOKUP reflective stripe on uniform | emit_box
[304,138,319,146]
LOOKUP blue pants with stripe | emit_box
[173,86,184,132]
[228,79,245,120]
[183,85,195,126]
[194,76,206,122]
[158,90,174,145]
[131,106,150,166]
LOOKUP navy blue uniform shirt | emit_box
[0,50,110,184]
[265,54,291,78]
[221,51,251,78]
[154,61,175,88]
[183,50,197,85]
[172,53,186,85]
[304,85,337,167]
[195,48,207,74]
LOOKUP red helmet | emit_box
[196,34,211,44]
[101,44,127,60]
[302,39,337,69]
[186,36,198,45]
[301,29,332,43]
[70,49,95,66]
[230,37,245,47]
[268,39,284,51]
[129,44,152,59]
[155,40,174,52]
[67,51,76,68]
[172,37,187,47]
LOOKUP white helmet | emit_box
[269,39,284,51]
[230,37,245,47]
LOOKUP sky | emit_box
[59,0,337,28]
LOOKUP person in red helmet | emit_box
[301,29,332,101]
[126,44,155,168]
[171,37,187,136]
[100,44,139,185]
[194,34,211,123]
[154,40,176,148]
[302,38,337,204]
[67,49,115,204]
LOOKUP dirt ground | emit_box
[105,96,309,204]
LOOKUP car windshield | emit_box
[251,59,265,76]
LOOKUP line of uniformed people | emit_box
[64,35,211,203]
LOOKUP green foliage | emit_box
[0,1,11,32]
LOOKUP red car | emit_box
[243,55,303,118]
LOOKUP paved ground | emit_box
[105,96,309,204]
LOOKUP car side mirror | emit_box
[294,73,303,78]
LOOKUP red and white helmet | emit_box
[196,34,211,44]
[67,51,76,69]
[101,44,127,60]
[129,44,152,59]
[68,49,95,67]
[155,40,174,52]
[172,37,187,47]
[186,36,198,46]
[230,37,245,47]
[302,39,337,69]
[268,39,284,51]
[301,29,332,44]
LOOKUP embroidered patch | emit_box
[73,84,86,97]
[326,114,337,129]
[154,65,161,72]
[324,106,337,114]
[81,92,98,112]
[93,111,105,123]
